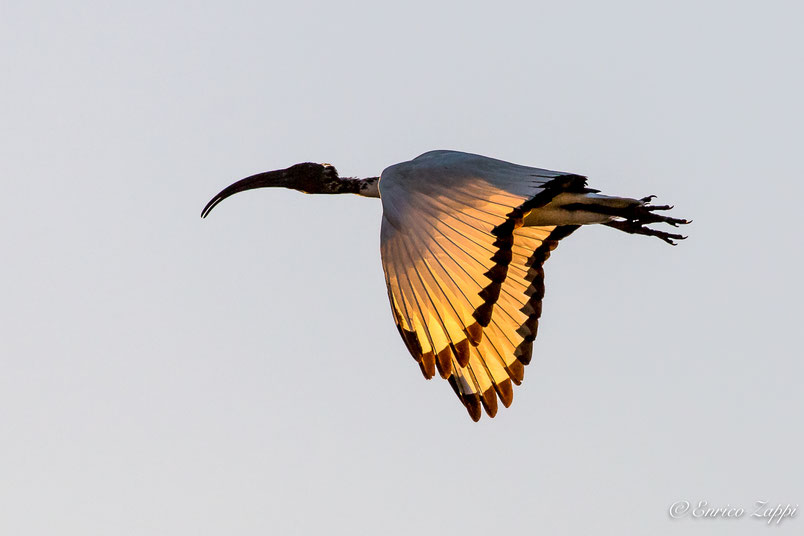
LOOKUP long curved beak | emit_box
[201,169,288,218]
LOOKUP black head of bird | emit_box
[201,162,368,218]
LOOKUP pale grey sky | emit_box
[2,1,803,534]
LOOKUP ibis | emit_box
[202,150,689,421]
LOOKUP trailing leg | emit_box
[602,196,690,245]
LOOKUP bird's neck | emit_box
[326,176,379,198]
[354,177,380,198]
[296,170,380,198]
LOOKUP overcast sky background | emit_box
[2,1,803,534]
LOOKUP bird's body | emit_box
[202,150,688,421]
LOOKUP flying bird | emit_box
[202,150,688,421]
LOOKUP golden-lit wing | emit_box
[378,151,583,421]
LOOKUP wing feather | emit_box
[379,150,582,420]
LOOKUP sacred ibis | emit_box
[202,150,688,421]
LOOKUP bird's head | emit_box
[201,162,350,218]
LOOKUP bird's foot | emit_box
[604,196,691,245]
[604,219,688,245]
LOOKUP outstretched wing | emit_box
[378,151,582,421]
